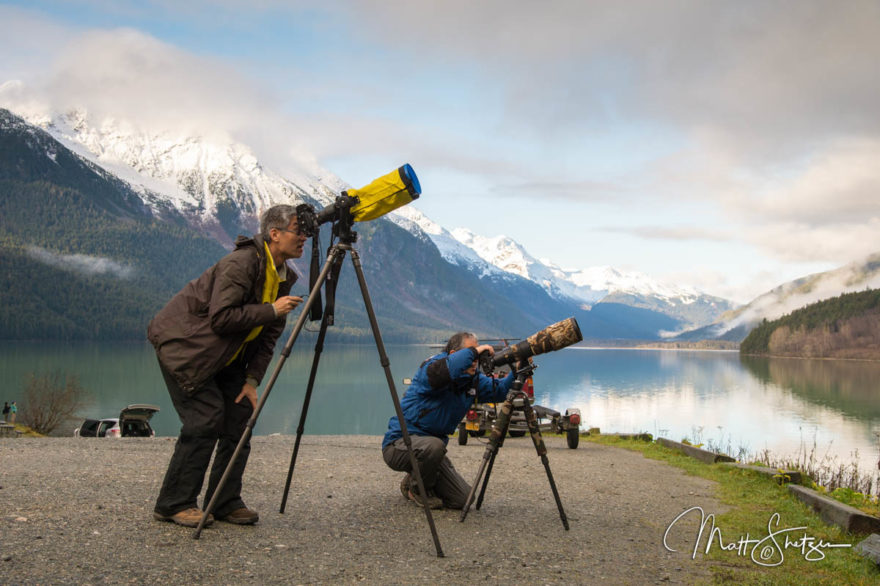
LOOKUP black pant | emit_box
[154,358,254,517]
[382,436,471,509]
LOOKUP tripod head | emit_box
[512,361,537,380]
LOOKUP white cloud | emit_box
[747,139,880,225]
[747,220,880,264]
[43,29,270,139]
[26,246,134,279]
[1,2,879,304]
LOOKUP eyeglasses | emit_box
[275,228,299,235]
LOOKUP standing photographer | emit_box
[382,332,515,509]
[148,204,306,528]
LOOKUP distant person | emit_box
[382,332,516,509]
[8,401,16,424]
[148,204,307,528]
[2,402,9,422]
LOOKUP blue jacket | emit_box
[382,347,515,448]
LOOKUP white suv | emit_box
[74,404,159,438]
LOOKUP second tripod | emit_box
[459,364,570,530]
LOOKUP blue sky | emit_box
[2,0,879,303]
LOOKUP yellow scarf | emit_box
[226,242,282,365]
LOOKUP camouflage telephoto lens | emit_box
[492,317,583,368]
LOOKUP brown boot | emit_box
[152,508,213,528]
[400,475,443,509]
[216,507,260,525]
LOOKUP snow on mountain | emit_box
[445,228,704,308]
[388,207,509,279]
[13,105,344,226]
[4,99,731,330]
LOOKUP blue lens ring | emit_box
[400,163,421,196]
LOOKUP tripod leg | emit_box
[193,244,345,539]
[460,395,514,521]
[279,297,335,513]
[348,248,444,558]
[475,402,511,510]
[475,452,496,510]
[522,398,570,530]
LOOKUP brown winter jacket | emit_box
[147,234,295,392]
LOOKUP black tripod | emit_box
[194,228,445,557]
[459,364,569,530]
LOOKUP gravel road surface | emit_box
[1,435,725,584]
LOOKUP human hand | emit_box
[235,382,259,409]
[474,344,495,357]
[273,296,303,317]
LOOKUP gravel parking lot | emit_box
[0,435,724,584]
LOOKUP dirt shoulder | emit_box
[0,435,725,584]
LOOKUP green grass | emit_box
[588,434,880,584]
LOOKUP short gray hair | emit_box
[444,332,477,354]
[260,204,297,241]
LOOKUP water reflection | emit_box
[740,355,880,421]
[1,342,878,474]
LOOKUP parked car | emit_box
[74,404,160,438]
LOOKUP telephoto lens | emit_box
[491,317,583,368]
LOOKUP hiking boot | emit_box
[153,508,213,528]
[400,473,412,499]
[401,477,443,509]
[216,507,260,525]
[408,487,443,509]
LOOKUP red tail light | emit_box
[568,413,581,426]
[466,410,479,421]
[107,428,121,437]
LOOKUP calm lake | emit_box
[3,341,879,473]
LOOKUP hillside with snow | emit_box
[11,104,344,245]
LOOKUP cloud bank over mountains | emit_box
[1,1,878,303]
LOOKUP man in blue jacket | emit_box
[382,332,515,509]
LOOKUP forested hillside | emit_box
[740,289,880,360]
[0,110,228,339]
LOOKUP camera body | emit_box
[295,195,360,239]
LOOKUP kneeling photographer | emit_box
[381,332,516,510]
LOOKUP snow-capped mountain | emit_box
[390,213,734,329]
[3,100,733,336]
[15,106,344,244]
[388,207,510,280]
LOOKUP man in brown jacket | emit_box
[149,204,307,527]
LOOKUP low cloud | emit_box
[27,246,134,279]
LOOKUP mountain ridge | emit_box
[0,105,752,341]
